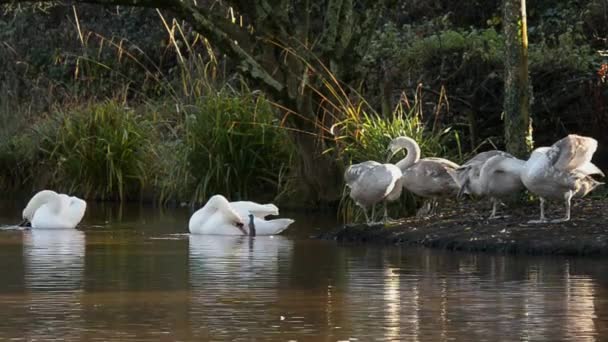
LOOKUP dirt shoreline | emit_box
[317,199,608,256]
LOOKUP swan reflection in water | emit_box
[188,235,293,335]
[23,229,85,339]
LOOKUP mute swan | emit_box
[21,190,87,229]
[521,134,605,223]
[387,136,460,216]
[449,150,525,218]
[189,195,293,235]
[344,160,403,224]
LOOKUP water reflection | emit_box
[23,229,85,340]
[0,203,605,341]
[188,235,293,338]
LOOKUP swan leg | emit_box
[383,201,389,223]
[550,191,573,223]
[528,197,548,224]
[363,208,371,225]
[416,200,430,217]
[371,205,376,224]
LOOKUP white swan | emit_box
[521,134,605,223]
[387,136,460,216]
[188,195,294,235]
[449,150,525,218]
[21,190,87,229]
[344,159,403,224]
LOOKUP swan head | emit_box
[21,190,59,226]
[386,136,421,164]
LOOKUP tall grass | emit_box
[38,101,155,201]
[184,91,292,204]
[326,87,462,222]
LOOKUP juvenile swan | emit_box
[521,134,604,223]
[449,150,525,218]
[21,190,87,229]
[388,136,460,216]
[189,195,293,235]
[344,159,403,224]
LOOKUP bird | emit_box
[189,195,293,235]
[21,190,87,229]
[448,150,525,218]
[344,159,403,225]
[521,134,604,223]
[387,136,460,216]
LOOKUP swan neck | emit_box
[395,140,421,171]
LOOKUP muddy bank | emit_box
[318,199,608,256]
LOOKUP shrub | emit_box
[39,101,155,200]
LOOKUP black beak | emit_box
[18,219,31,228]
[235,221,248,235]
[457,179,469,200]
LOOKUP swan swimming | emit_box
[188,195,294,235]
[521,134,604,223]
[449,150,525,218]
[21,190,87,229]
[387,136,460,216]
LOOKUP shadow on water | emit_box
[0,200,607,340]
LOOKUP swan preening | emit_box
[188,195,294,235]
[521,134,604,223]
[21,190,87,229]
[345,134,604,225]
[449,150,525,219]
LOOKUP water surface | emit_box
[0,201,607,341]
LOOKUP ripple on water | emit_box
[0,205,606,341]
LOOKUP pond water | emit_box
[0,200,607,341]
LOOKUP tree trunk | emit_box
[503,0,533,157]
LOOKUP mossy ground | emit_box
[319,199,608,256]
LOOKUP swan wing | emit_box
[344,161,382,187]
[252,218,295,235]
[463,150,513,167]
[483,155,525,175]
[230,201,279,219]
[404,160,460,195]
[577,162,605,177]
[552,135,599,172]
[420,158,460,173]
[350,164,401,206]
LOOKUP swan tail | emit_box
[255,218,295,235]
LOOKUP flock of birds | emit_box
[14,133,604,234]
[345,134,605,224]
[19,191,294,235]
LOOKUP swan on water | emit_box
[21,190,87,229]
[449,150,525,218]
[521,134,604,223]
[189,195,294,235]
[387,136,460,216]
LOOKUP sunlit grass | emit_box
[39,101,155,201]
